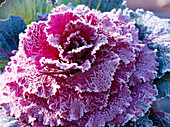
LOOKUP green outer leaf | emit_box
[154,72,170,98]
[122,109,170,127]
[152,96,170,113]
[0,0,53,25]
[123,113,153,127]
[0,61,7,72]
[0,15,26,71]
[149,111,170,127]
[128,9,170,78]
[57,0,126,11]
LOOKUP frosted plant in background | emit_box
[0,4,159,126]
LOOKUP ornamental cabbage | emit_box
[0,5,158,127]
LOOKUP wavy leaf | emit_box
[128,9,170,78]
[128,9,170,126]
[0,0,53,25]
[67,51,120,92]
[0,107,20,127]
[122,110,170,127]
[122,113,153,127]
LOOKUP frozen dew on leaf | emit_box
[0,4,159,127]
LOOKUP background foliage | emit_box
[57,0,126,11]
[0,0,53,25]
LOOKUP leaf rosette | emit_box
[0,5,159,126]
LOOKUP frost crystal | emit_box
[0,5,158,126]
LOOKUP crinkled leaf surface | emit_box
[128,9,170,127]
[122,110,170,127]
[0,15,26,71]
[67,51,120,92]
[0,1,164,125]
[128,9,170,77]
[122,113,153,127]
[57,0,126,11]
[0,107,21,127]
[0,0,53,25]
